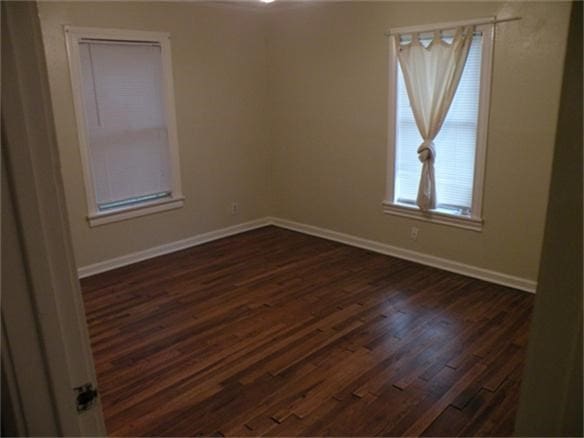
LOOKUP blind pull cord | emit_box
[87,44,102,127]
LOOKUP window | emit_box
[65,27,183,226]
[384,22,494,231]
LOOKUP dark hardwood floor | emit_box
[81,226,533,437]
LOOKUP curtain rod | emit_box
[384,16,521,37]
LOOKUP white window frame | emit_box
[65,26,184,227]
[383,19,494,232]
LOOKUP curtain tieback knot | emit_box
[417,140,435,163]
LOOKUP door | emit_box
[1,1,106,435]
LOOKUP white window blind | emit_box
[395,34,483,216]
[79,41,172,211]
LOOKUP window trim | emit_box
[64,26,184,227]
[383,20,494,232]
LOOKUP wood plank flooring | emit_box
[81,226,533,437]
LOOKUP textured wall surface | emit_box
[516,2,583,434]
[39,1,570,283]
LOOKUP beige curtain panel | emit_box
[396,26,474,211]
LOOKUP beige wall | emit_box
[39,1,570,283]
[516,2,582,434]
[267,1,571,282]
[38,1,271,267]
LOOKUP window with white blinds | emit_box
[80,41,173,210]
[67,28,183,226]
[385,24,493,230]
[395,34,482,216]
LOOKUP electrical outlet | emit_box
[410,226,419,241]
[231,202,239,215]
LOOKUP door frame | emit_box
[2,1,106,435]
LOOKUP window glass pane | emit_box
[395,34,482,215]
[79,41,172,211]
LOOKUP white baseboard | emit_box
[77,218,271,278]
[78,215,537,293]
[269,217,537,293]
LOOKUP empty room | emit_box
[2,0,582,437]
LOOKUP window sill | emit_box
[382,201,483,232]
[88,196,185,227]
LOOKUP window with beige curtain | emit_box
[384,22,494,231]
